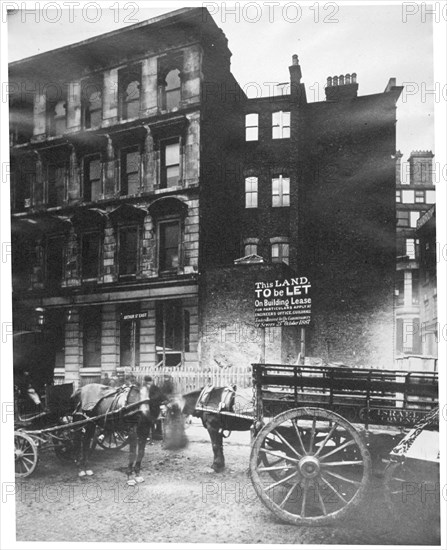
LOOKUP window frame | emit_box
[160,138,181,189]
[245,113,259,141]
[158,218,181,273]
[414,190,425,203]
[80,230,101,281]
[245,176,258,208]
[82,78,103,129]
[83,155,102,202]
[117,224,140,280]
[272,111,291,139]
[81,306,102,369]
[120,146,141,196]
[158,63,182,112]
[118,65,142,120]
[272,175,290,207]
[47,161,67,207]
[271,241,290,265]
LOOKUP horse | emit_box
[71,377,169,485]
[180,385,254,472]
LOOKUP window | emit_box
[272,111,290,139]
[244,243,258,256]
[120,148,140,196]
[396,190,402,203]
[120,305,140,368]
[82,80,102,129]
[161,139,180,188]
[118,226,139,279]
[47,100,66,136]
[410,211,420,228]
[46,236,64,287]
[82,307,101,369]
[155,301,186,366]
[84,156,101,202]
[47,163,66,207]
[81,232,100,280]
[402,190,415,203]
[415,190,425,203]
[245,177,258,208]
[272,242,289,265]
[119,67,141,120]
[397,211,409,227]
[406,238,416,259]
[159,220,180,271]
[425,190,436,204]
[245,114,259,141]
[159,68,182,111]
[272,175,290,207]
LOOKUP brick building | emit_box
[394,151,436,361]
[9,7,405,388]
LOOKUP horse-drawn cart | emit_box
[248,362,439,525]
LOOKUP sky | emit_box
[4,1,441,166]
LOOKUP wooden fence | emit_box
[131,365,253,394]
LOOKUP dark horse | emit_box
[180,385,253,472]
[72,378,168,484]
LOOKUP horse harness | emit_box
[195,384,236,437]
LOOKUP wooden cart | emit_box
[249,363,438,525]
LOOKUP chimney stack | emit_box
[325,72,359,101]
[289,54,302,96]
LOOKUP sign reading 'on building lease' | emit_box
[254,277,312,328]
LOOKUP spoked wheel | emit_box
[250,407,372,525]
[15,431,38,477]
[95,427,129,450]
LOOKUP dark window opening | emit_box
[159,221,180,271]
[118,225,139,279]
[46,236,64,287]
[81,232,100,280]
[120,305,141,368]
[84,157,101,202]
[47,163,66,207]
[83,80,102,129]
[155,301,187,366]
[82,307,101,369]
[120,148,140,196]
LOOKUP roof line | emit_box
[9,7,206,67]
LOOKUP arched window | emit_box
[119,66,141,120]
[159,68,181,111]
[82,80,102,129]
[47,100,66,136]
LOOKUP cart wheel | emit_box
[15,431,38,477]
[54,438,76,462]
[95,427,129,450]
[250,407,372,525]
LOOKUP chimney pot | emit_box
[345,73,351,84]
[339,74,345,85]
[292,54,299,66]
[351,73,357,83]
[333,76,339,86]
[327,77,333,87]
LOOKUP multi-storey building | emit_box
[394,151,436,359]
[10,7,405,388]
[9,8,243,386]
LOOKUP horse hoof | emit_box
[127,479,137,486]
[78,470,86,477]
[135,476,144,484]
[85,470,94,476]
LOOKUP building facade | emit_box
[394,151,436,362]
[9,8,242,386]
[10,7,406,388]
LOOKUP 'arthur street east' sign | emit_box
[254,277,312,328]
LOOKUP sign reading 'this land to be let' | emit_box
[254,277,312,328]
